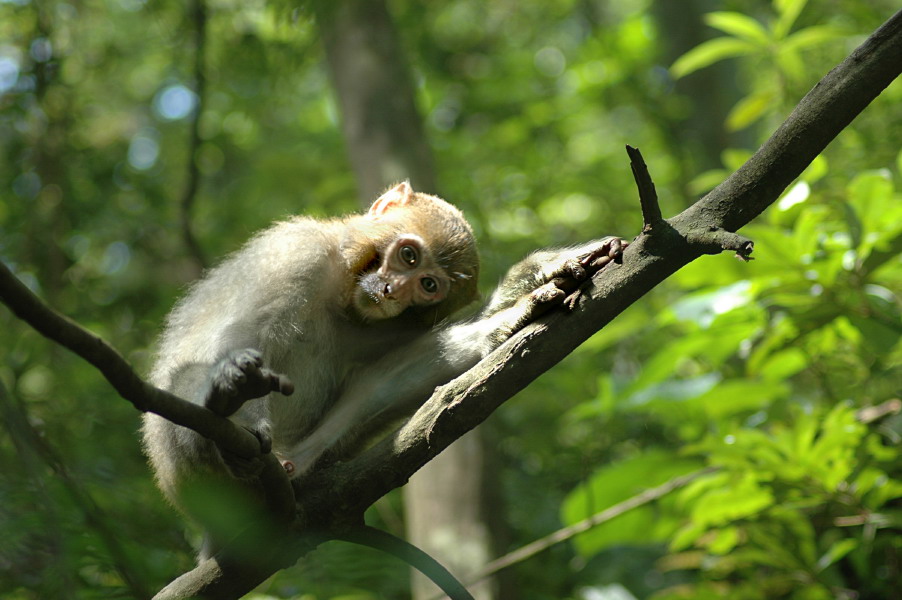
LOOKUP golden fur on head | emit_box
[342,183,479,324]
[398,191,479,317]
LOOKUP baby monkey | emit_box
[142,182,625,555]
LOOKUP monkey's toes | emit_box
[531,283,565,304]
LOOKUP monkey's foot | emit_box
[217,425,272,480]
[573,236,628,274]
[555,237,629,310]
[204,348,295,417]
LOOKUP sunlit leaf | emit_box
[782,25,846,52]
[694,379,789,419]
[816,539,858,571]
[690,473,775,526]
[671,38,758,79]
[708,525,741,554]
[704,12,770,45]
[776,46,805,81]
[773,0,809,40]
[753,348,809,381]
[561,451,701,557]
[726,89,776,132]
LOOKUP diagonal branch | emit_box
[0,262,294,521]
[301,7,902,520]
[466,467,719,586]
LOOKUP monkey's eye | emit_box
[399,244,418,266]
[420,277,438,294]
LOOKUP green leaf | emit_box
[671,38,757,79]
[847,171,900,252]
[694,379,789,420]
[816,539,858,571]
[754,348,809,381]
[782,25,846,53]
[773,0,809,40]
[726,89,776,131]
[561,451,701,557]
[690,472,775,526]
[776,46,806,81]
[708,525,741,555]
[704,12,770,45]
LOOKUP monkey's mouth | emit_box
[354,272,404,321]
[357,272,388,304]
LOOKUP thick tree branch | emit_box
[0,262,294,522]
[297,7,902,522]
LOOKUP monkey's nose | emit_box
[383,283,394,298]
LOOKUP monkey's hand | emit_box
[544,236,628,311]
[204,349,294,417]
[481,236,627,347]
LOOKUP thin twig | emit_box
[464,467,718,587]
[180,0,208,270]
[856,399,902,424]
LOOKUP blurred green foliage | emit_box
[1,0,899,599]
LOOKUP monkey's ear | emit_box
[369,181,414,216]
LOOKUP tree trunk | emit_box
[313,2,500,597]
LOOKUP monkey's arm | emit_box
[482,236,625,316]
[283,236,626,476]
[143,350,293,501]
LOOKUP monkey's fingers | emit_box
[578,237,619,266]
[216,428,270,479]
[262,369,294,396]
[246,425,273,454]
[562,290,583,311]
[544,258,588,283]
[582,238,629,271]
[532,281,567,305]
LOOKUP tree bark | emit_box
[314,0,436,201]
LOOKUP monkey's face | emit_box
[352,234,451,321]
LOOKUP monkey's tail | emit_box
[335,525,475,600]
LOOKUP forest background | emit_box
[1,0,900,599]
